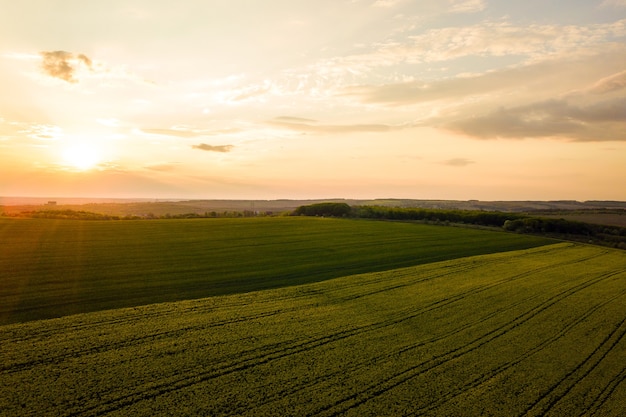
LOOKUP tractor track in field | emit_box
[413,282,626,416]
[218,273,558,416]
[1,246,557,374]
[56,248,612,416]
[585,365,626,416]
[2,244,569,344]
[520,294,626,417]
[1,244,624,417]
[308,266,626,417]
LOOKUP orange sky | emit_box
[1,0,625,200]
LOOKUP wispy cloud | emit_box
[601,0,626,8]
[268,116,407,133]
[145,163,180,172]
[372,0,401,8]
[448,0,486,13]
[231,84,272,102]
[373,0,485,13]
[141,128,199,138]
[442,158,475,167]
[192,144,234,152]
[273,116,318,124]
[141,126,244,138]
[40,51,93,83]
[587,70,626,94]
[309,19,626,83]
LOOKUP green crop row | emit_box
[1,243,626,415]
[0,217,550,324]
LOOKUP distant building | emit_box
[47,201,57,206]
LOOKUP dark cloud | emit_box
[192,143,234,152]
[40,50,93,83]
[442,158,475,167]
[268,117,404,133]
[446,97,626,141]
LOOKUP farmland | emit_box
[2,243,626,415]
[0,217,550,324]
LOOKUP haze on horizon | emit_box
[1,0,625,201]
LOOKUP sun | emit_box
[62,144,101,171]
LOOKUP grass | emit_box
[0,217,550,324]
[2,243,626,415]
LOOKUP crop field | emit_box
[0,217,550,324]
[540,212,626,228]
[1,243,626,416]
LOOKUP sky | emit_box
[1,0,625,201]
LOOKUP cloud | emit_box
[268,117,406,133]
[587,70,626,94]
[273,116,318,124]
[446,97,626,141]
[142,128,199,138]
[141,127,244,138]
[442,158,475,167]
[372,0,400,7]
[76,53,92,67]
[231,85,272,102]
[222,81,274,103]
[315,19,626,81]
[448,0,486,13]
[40,50,93,83]
[340,48,626,138]
[601,0,626,7]
[192,143,234,152]
[373,0,484,13]
[145,163,179,172]
[340,57,592,106]
[402,19,626,62]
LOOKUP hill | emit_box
[2,243,625,415]
[0,217,550,324]
[3,197,626,218]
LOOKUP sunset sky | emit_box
[1,0,625,201]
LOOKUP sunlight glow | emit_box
[1,2,625,200]
[62,144,101,171]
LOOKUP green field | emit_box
[2,243,626,415]
[0,217,550,324]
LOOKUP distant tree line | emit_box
[2,209,121,220]
[292,203,352,217]
[503,218,626,248]
[292,203,626,249]
[1,209,276,220]
[351,205,526,226]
